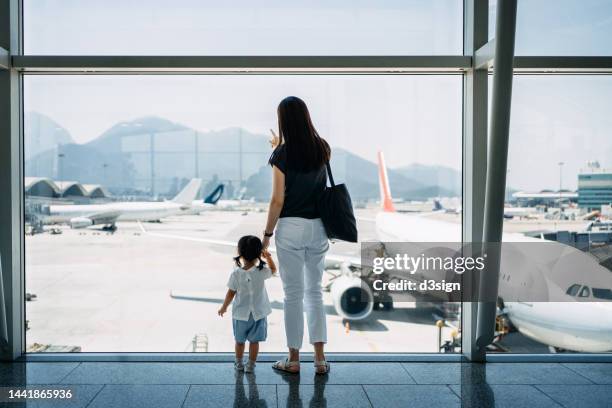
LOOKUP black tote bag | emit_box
[317,162,358,242]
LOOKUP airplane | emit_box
[33,178,202,230]
[187,185,257,215]
[136,220,369,320]
[138,154,612,352]
[433,198,462,214]
[503,206,539,220]
[434,199,540,220]
[181,184,225,215]
[375,151,612,353]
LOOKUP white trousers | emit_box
[275,217,329,349]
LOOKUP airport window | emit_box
[566,284,580,297]
[24,74,462,353]
[489,75,612,354]
[593,288,612,300]
[489,0,612,55]
[23,0,463,56]
[4,0,611,362]
[578,286,591,298]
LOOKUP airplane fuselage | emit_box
[46,201,188,224]
[375,211,612,352]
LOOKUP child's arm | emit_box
[218,289,236,317]
[262,250,277,275]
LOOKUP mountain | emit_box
[394,163,461,197]
[25,116,271,196]
[244,149,456,201]
[87,116,190,152]
[25,113,458,200]
[24,112,74,161]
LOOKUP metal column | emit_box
[462,0,489,362]
[0,0,24,360]
[476,0,518,351]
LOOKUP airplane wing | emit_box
[88,210,121,224]
[70,210,121,228]
[137,221,363,269]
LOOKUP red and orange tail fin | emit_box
[377,151,396,213]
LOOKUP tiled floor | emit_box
[0,361,610,407]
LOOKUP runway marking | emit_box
[138,221,239,247]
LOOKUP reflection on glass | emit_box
[25,0,462,55]
[24,75,462,352]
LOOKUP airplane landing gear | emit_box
[372,292,394,311]
[102,223,117,233]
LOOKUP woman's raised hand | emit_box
[269,129,279,148]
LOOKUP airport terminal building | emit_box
[578,171,612,211]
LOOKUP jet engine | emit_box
[330,275,374,320]
[70,217,93,229]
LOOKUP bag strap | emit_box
[325,162,335,187]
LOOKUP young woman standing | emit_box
[262,96,331,375]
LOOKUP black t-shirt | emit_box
[269,144,327,219]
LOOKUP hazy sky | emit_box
[22,0,612,191]
[25,75,463,172]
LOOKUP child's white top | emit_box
[227,265,273,321]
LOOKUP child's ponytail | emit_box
[235,235,266,270]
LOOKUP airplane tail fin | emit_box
[204,184,224,204]
[172,178,202,205]
[377,151,396,212]
[433,199,444,211]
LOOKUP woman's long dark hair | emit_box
[275,96,330,172]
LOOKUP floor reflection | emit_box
[279,371,328,408]
[234,372,269,408]
[460,363,495,408]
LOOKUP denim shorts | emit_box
[232,314,267,343]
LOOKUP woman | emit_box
[262,96,331,374]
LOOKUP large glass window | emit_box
[24,0,463,56]
[496,75,612,354]
[24,75,462,352]
[490,0,612,55]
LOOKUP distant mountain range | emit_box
[395,163,461,198]
[25,113,461,201]
[25,112,74,161]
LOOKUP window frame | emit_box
[2,0,612,363]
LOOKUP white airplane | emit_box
[187,185,257,215]
[38,178,202,229]
[433,198,462,214]
[137,154,612,352]
[434,200,539,220]
[183,184,226,215]
[503,206,539,220]
[376,151,612,353]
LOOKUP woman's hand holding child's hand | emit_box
[261,249,278,275]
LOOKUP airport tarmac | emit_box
[26,209,460,353]
[428,211,591,235]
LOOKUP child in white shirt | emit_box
[218,235,276,373]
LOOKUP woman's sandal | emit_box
[272,358,300,374]
[314,360,330,375]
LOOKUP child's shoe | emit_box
[234,359,244,371]
[244,360,256,373]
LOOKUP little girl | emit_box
[218,235,276,372]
